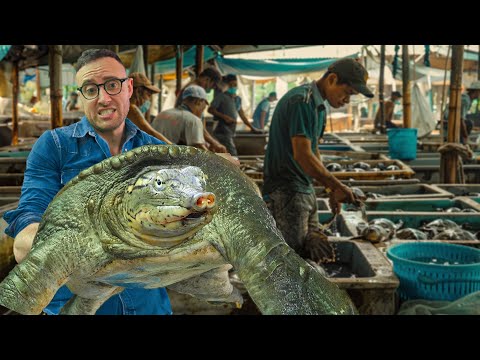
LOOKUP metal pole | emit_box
[48,45,63,129]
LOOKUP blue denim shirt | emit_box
[3,116,172,315]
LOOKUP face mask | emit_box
[140,100,151,114]
[227,87,237,95]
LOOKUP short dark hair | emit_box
[200,67,221,83]
[74,49,125,72]
[223,74,237,83]
[321,70,351,86]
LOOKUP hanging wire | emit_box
[440,46,452,144]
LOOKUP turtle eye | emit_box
[154,178,165,190]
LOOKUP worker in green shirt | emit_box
[263,58,374,259]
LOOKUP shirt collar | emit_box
[310,81,326,110]
[72,116,139,139]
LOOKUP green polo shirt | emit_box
[263,81,326,195]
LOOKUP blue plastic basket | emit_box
[387,242,480,301]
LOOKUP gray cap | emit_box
[467,81,480,90]
[182,85,209,104]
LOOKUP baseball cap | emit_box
[467,81,480,90]
[328,58,374,98]
[182,85,209,104]
[268,91,277,99]
[391,91,402,98]
[129,72,161,93]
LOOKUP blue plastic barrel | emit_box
[387,128,417,160]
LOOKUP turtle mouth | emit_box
[184,211,205,222]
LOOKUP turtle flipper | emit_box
[60,283,123,315]
[0,231,80,315]
[167,265,243,305]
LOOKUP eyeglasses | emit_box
[77,78,129,100]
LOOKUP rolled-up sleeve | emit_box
[3,131,61,238]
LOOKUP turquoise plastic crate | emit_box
[387,242,480,301]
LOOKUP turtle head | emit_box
[122,166,216,247]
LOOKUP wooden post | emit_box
[48,45,63,129]
[35,66,41,101]
[195,45,204,77]
[158,75,163,112]
[441,45,464,184]
[378,45,386,134]
[439,46,451,144]
[175,45,184,96]
[250,80,256,118]
[143,45,149,77]
[108,45,119,54]
[11,62,19,146]
[478,45,480,80]
[402,45,412,128]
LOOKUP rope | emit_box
[438,143,472,184]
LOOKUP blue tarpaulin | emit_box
[0,45,11,62]
[216,53,359,77]
[153,46,359,77]
[154,46,216,74]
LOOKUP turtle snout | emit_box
[191,192,216,211]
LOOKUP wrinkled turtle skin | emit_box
[0,145,356,315]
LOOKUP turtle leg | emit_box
[167,265,243,306]
[0,234,76,315]
[59,282,123,315]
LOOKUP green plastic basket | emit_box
[387,242,480,301]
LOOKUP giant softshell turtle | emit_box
[0,145,356,315]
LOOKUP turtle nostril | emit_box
[193,193,216,210]
[206,194,216,207]
[196,197,207,208]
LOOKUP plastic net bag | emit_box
[398,290,480,315]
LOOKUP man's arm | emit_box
[291,136,356,214]
[3,131,62,262]
[128,105,173,144]
[238,108,261,133]
[203,128,227,153]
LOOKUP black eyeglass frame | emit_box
[77,77,129,100]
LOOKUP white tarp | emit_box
[411,82,437,138]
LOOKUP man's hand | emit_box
[13,223,40,263]
[211,142,228,153]
[216,153,240,166]
[328,184,359,214]
[250,127,263,134]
